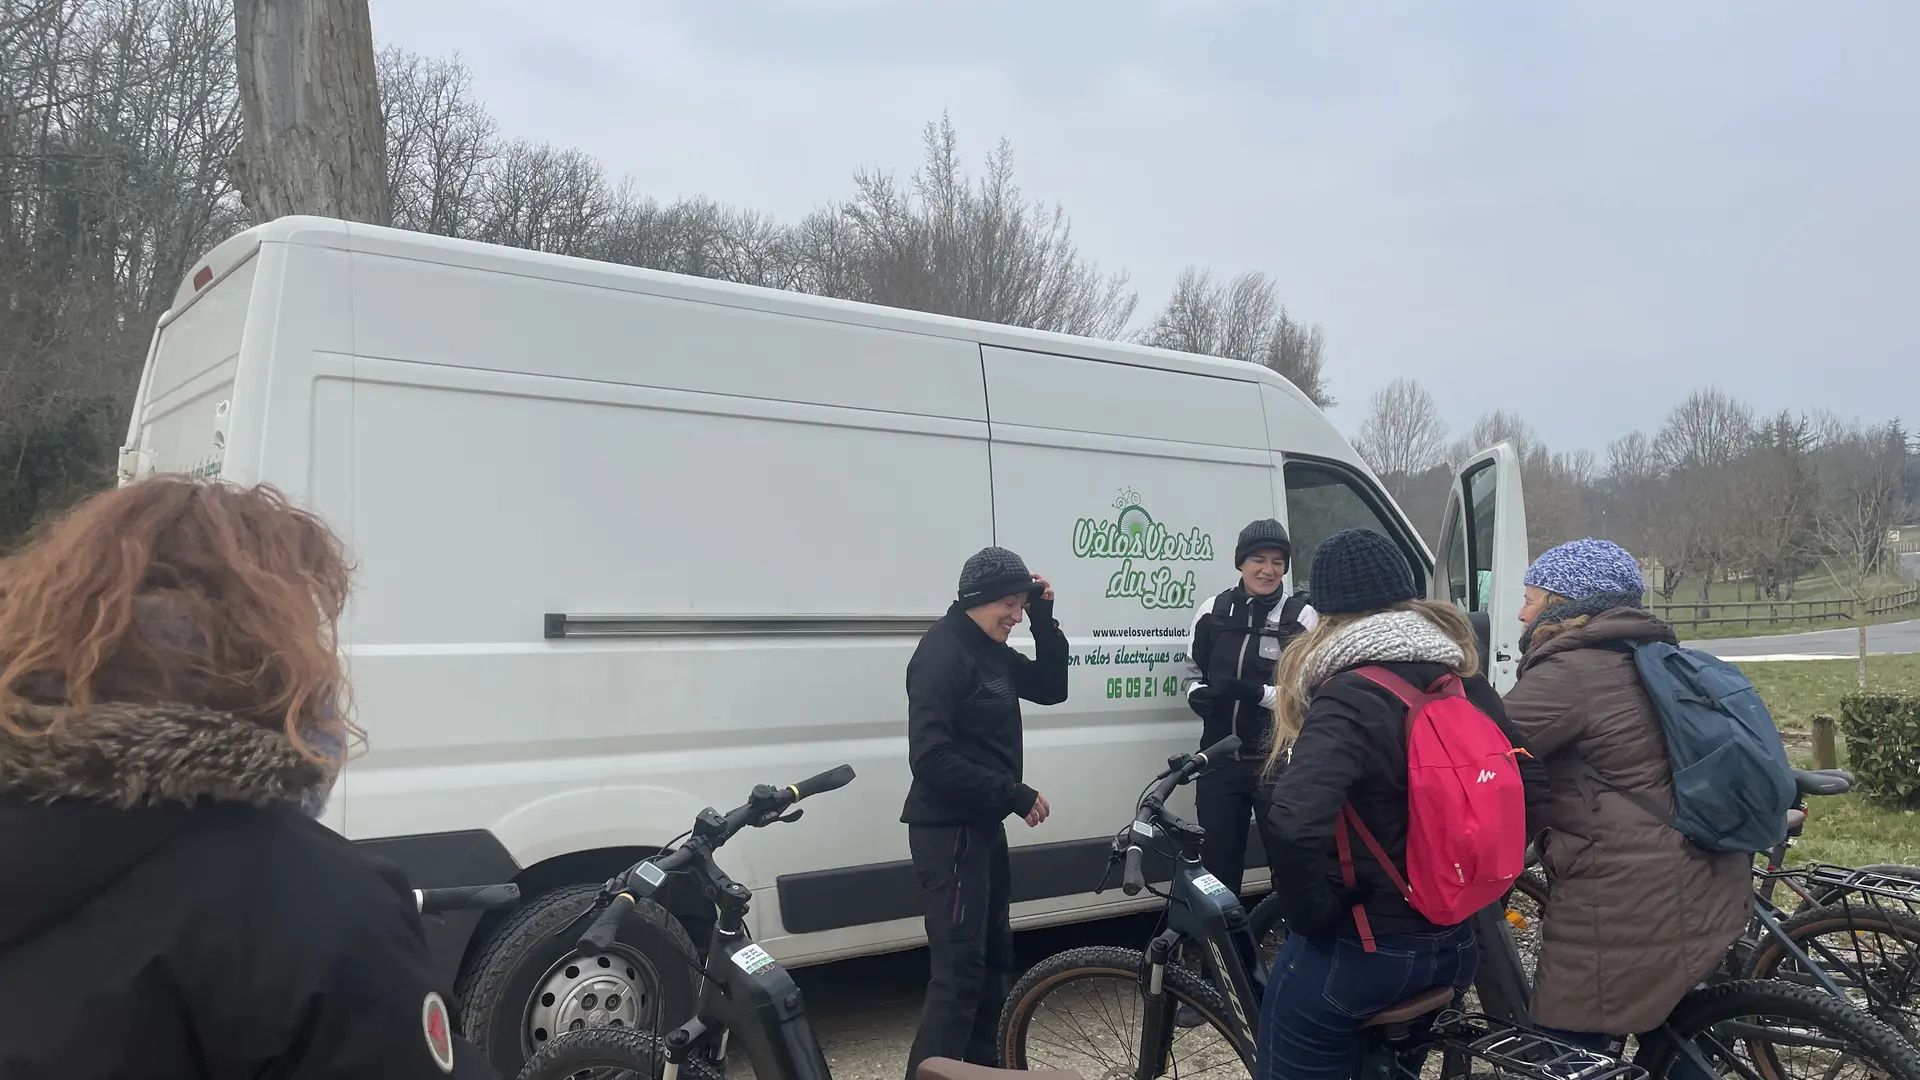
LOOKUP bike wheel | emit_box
[1748,905,1920,1039]
[999,945,1254,1080]
[1634,980,1920,1080]
[1246,892,1289,973]
[515,1027,725,1080]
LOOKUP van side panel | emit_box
[332,254,993,958]
[343,250,985,421]
[978,345,1278,900]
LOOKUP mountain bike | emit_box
[994,735,1647,1080]
[1736,768,1920,1041]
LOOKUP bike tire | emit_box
[1746,904,1920,1038]
[1634,980,1920,1080]
[1247,891,1288,970]
[514,1027,725,1080]
[998,945,1254,1078]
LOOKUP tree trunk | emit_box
[1857,597,1869,690]
[233,0,390,226]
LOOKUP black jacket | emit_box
[1180,586,1313,754]
[0,701,498,1080]
[1262,661,1551,939]
[901,599,1070,826]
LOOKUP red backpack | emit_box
[1333,666,1527,951]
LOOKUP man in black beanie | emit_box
[901,546,1068,1079]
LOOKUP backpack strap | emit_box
[1334,803,1413,953]
[1569,755,1678,830]
[1280,592,1308,627]
[1349,665,1463,709]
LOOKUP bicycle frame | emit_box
[1136,839,1265,1069]
[662,860,832,1080]
[560,768,856,1080]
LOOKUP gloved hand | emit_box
[1029,591,1055,627]
[1186,683,1222,719]
[1221,678,1268,706]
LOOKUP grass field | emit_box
[1741,654,1920,865]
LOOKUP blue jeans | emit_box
[1256,924,1478,1080]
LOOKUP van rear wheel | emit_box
[454,882,700,1076]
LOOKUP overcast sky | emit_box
[370,1,1916,453]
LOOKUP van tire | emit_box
[454,882,700,1076]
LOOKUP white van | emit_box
[121,216,1530,1065]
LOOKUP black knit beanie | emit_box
[1309,529,1417,615]
[957,546,1038,608]
[1234,519,1292,568]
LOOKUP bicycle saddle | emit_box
[1360,985,1457,1031]
[918,1060,1083,1080]
[1793,768,1854,797]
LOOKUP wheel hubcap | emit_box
[526,950,655,1050]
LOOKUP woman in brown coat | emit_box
[1501,539,1750,1053]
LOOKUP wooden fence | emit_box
[1652,586,1920,633]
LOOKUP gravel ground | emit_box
[732,914,1161,1080]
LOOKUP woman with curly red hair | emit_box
[0,477,495,1079]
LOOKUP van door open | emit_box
[1432,442,1528,693]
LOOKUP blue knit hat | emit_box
[1524,538,1645,601]
[1309,529,1418,615]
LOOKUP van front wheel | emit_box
[454,882,701,1076]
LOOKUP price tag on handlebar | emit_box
[731,943,778,975]
[1192,873,1232,897]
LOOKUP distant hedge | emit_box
[1840,693,1920,805]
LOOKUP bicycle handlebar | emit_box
[792,764,857,802]
[579,767,859,950]
[1117,735,1241,895]
[414,883,521,915]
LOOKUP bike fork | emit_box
[1135,932,1181,1080]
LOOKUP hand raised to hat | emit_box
[1028,574,1056,625]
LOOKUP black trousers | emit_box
[1194,756,1280,898]
[905,821,1014,1079]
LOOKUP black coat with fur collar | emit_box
[0,702,498,1080]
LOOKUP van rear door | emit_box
[119,231,262,484]
[1432,441,1529,692]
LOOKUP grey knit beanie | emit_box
[1234,519,1292,567]
[958,546,1037,608]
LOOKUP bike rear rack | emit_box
[1433,1013,1647,1080]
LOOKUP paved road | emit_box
[1688,617,1920,659]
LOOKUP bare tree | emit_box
[834,115,1136,338]
[1266,308,1332,408]
[1355,378,1448,478]
[1812,419,1911,687]
[3,0,244,546]
[377,46,492,237]
[1139,267,1334,406]
[1731,412,1818,600]
[233,0,387,224]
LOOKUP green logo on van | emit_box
[1073,490,1215,610]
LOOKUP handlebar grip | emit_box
[790,764,856,802]
[415,883,522,914]
[1122,845,1147,896]
[579,892,636,952]
[1197,734,1242,764]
